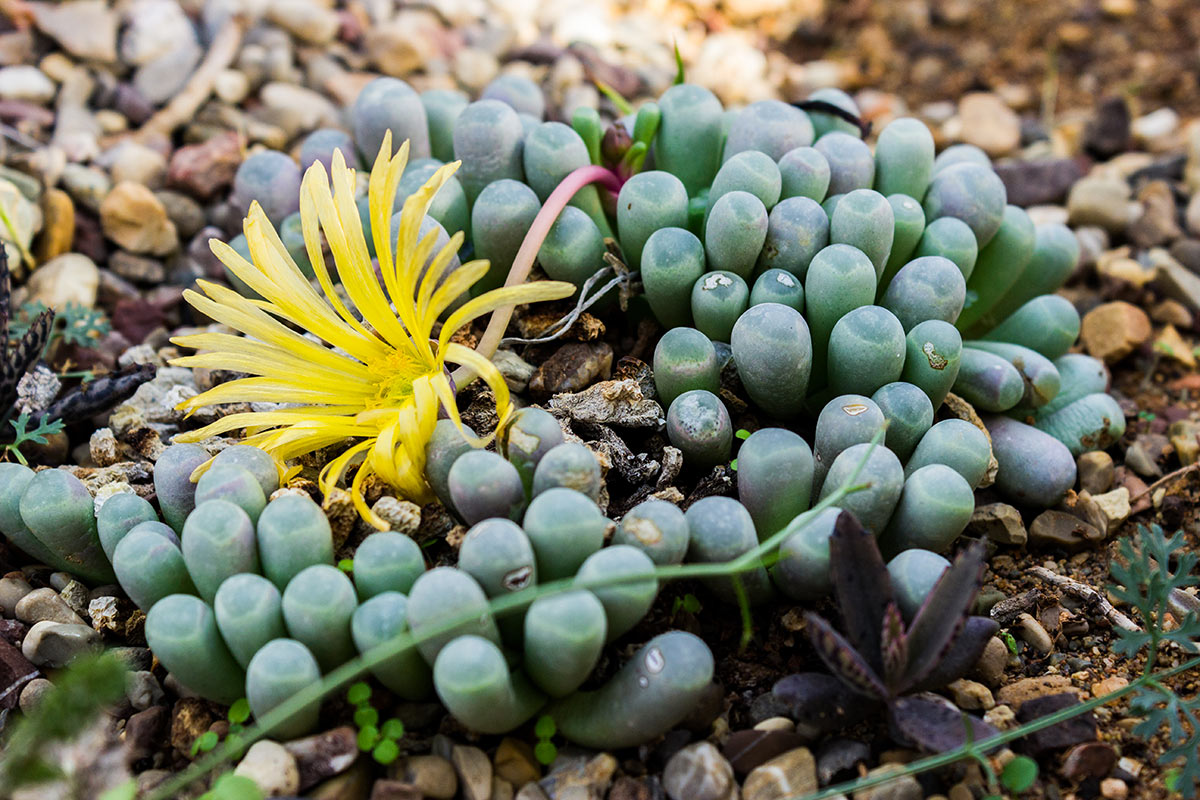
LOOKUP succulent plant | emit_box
[230,150,301,225]
[194,464,267,524]
[112,522,197,611]
[523,590,607,696]
[96,492,159,562]
[213,572,287,670]
[433,634,546,734]
[772,512,999,751]
[145,594,245,705]
[653,327,720,409]
[17,467,113,584]
[245,638,323,739]
[666,389,732,468]
[407,567,501,665]
[255,492,334,590]
[684,496,773,605]
[523,487,607,581]
[281,564,359,672]
[574,544,658,640]
[181,499,260,603]
[352,531,425,601]
[448,449,527,524]
[531,442,602,501]
[612,498,689,565]
[736,427,814,537]
[500,407,564,496]
[351,592,433,701]
[153,443,210,533]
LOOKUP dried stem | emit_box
[1029,565,1141,632]
[129,16,245,143]
[450,164,620,387]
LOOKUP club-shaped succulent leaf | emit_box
[353,531,426,601]
[213,572,287,670]
[145,594,245,705]
[351,592,433,701]
[612,499,689,565]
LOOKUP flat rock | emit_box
[26,252,100,309]
[662,742,735,800]
[15,588,85,625]
[452,745,493,800]
[21,620,102,667]
[1016,693,1097,754]
[995,675,1080,710]
[235,740,301,798]
[1067,177,1136,233]
[1080,301,1151,362]
[283,726,358,790]
[1028,509,1103,551]
[100,182,178,256]
[957,93,1020,156]
[1077,451,1115,494]
[396,754,457,799]
[529,342,614,399]
[742,747,817,800]
[1061,741,1117,782]
[29,0,118,62]
[965,502,1026,546]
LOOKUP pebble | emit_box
[1028,509,1104,551]
[259,81,341,140]
[1154,250,1200,313]
[1079,301,1151,362]
[723,729,812,775]
[493,739,540,788]
[946,679,995,711]
[662,742,735,800]
[398,755,458,799]
[1128,180,1182,248]
[741,747,817,800]
[1016,692,1096,753]
[965,502,1026,546]
[1124,433,1169,478]
[1186,194,1200,238]
[267,0,341,45]
[1084,97,1132,159]
[453,745,494,800]
[753,717,795,733]
[366,13,444,77]
[1015,613,1054,655]
[995,675,1080,710]
[971,637,1009,687]
[126,669,164,710]
[18,676,52,712]
[529,342,614,399]
[815,739,870,786]
[21,620,102,667]
[539,753,617,800]
[851,764,921,800]
[109,250,166,284]
[1061,741,1117,782]
[1067,177,1136,233]
[371,781,424,800]
[100,182,178,256]
[1101,778,1129,800]
[956,93,1020,156]
[0,65,55,103]
[283,726,358,790]
[26,252,100,309]
[35,188,75,263]
[992,158,1084,207]
[30,0,119,62]
[125,705,169,761]
[1077,451,1115,494]
[0,576,34,618]
[1133,108,1180,150]
[0,178,39,262]
[235,740,302,798]
[60,163,112,213]
[1091,675,1130,699]
[170,696,214,753]
[108,142,168,189]
[155,190,206,239]
[167,132,243,201]
[14,587,86,626]
[1091,487,1131,533]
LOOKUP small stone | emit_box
[993,158,1085,207]
[965,502,1026,546]
[1067,177,1136,233]
[366,12,443,77]
[972,637,1008,687]
[1061,741,1117,782]
[1,638,39,710]
[1153,251,1200,313]
[171,697,214,754]
[109,250,165,284]
[155,190,206,240]
[1077,451,1115,494]
[1084,97,1131,159]
[1080,301,1151,362]
[1028,510,1103,551]
[268,0,341,44]
[995,675,1080,710]
[61,164,112,213]
[1152,299,1194,328]
[283,726,358,790]
[167,132,242,201]
[1016,613,1053,654]
[399,755,458,799]
[493,739,539,788]
[1186,194,1200,238]
[1155,324,1196,368]
[453,745,493,800]
[1128,180,1182,248]
[608,777,651,800]
[18,676,52,712]
[815,739,869,786]
[0,179,39,265]
[1091,487,1131,534]
[1172,239,1200,274]
[1091,675,1130,700]
[108,142,167,189]
[1125,433,1169,478]
[662,742,735,800]
[494,349,536,393]
[21,620,102,667]
[126,705,170,761]
[947,679,995,711]
[259,82,340,140]
[1169,419,1200,465]
[539,753,617,800]
[235,740,301,798]
[723,729,811,775]
[0,65,55,103]
[851,764,921,800]
[742,747,817,800]
[0,576,34,618]
[15,588,86,626]
[371,781,424,800]
[30,0,118,62]
[957,93,1020,157]
[100,182,178,256]
[1016,693,1096,753]
[35,188,75,263]
[753,717,796,733]
[529,342,614,399]
[1101,778,1128,800]
[26,252,100,309]
[58,580,90,618]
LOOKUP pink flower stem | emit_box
[452,164,621,387]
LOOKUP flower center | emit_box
[367,349,425,409]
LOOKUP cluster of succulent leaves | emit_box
[772,511,999,750]
[348,682,405,765]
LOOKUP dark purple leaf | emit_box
[881,601,908,693]
[771,672,880,736]
[805,612,887,700]
[1,310,51,415]
[898,538,988,691]
[889,695,1001,753]
[913,616,1000,692]
[828,510,893,673]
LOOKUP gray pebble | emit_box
[15,588,86,626]
[21,621,102,668]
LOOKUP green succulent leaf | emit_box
[347,682,371,705]
[228,699,251,726]
[1000,755,1038,792]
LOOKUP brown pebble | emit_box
[1079,301,1151,362]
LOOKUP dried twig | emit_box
[498,263,634,347]
[129,16,245,143]
[1029,565,1141,632]
[1129,460,1200,507]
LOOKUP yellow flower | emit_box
[169,133,574,528]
